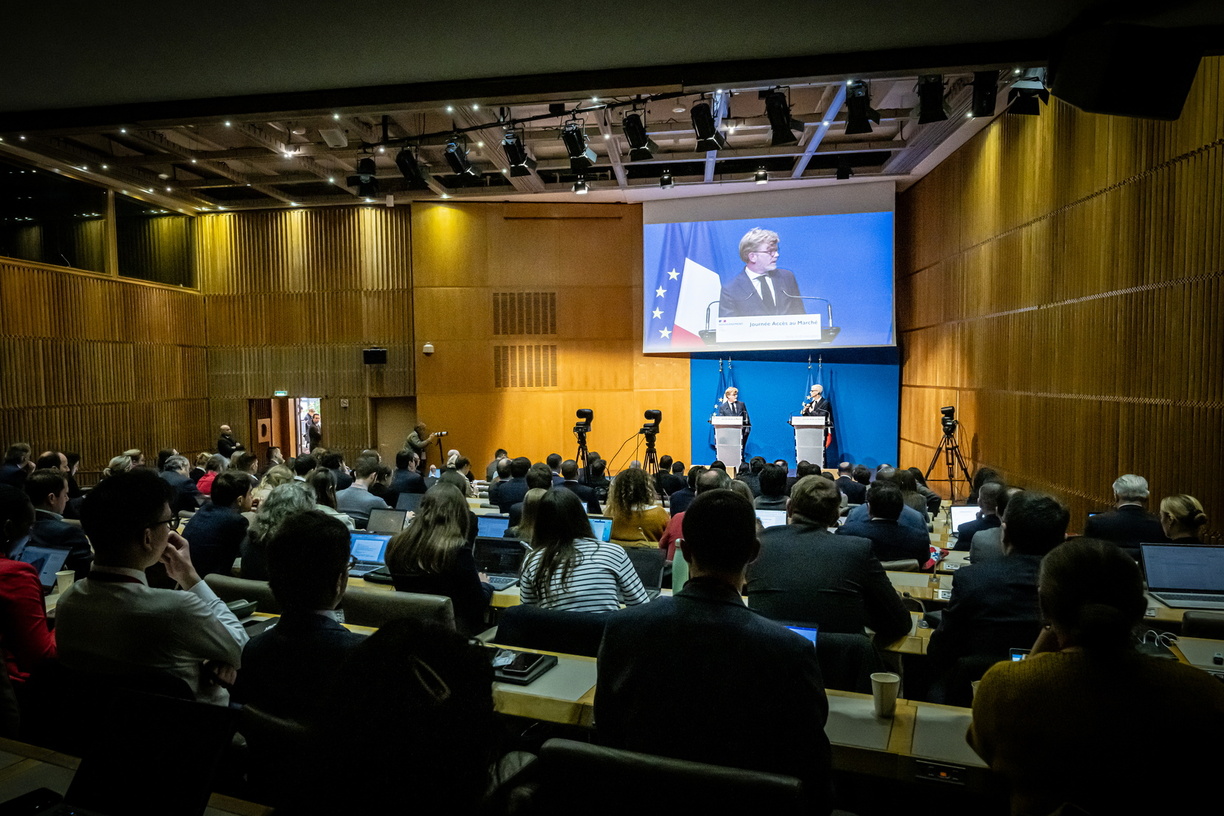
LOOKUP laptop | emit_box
[395,492,424,513]
[1142,543,1224,609]
[948,505,979,533]
[11,541,72,594]
[756,509,788,529]
[472,536,530,591]
[367,507,408,534]
[786,624,819,647]
[587,516,613,542]
[349,532,393,578]
[476,514,511,538]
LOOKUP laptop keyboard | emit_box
[487,575,519,591]
[1158,592,1224,602]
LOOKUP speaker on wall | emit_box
[363,348,388,365]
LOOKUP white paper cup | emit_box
[871,671,901,718]
[55,570,75,595]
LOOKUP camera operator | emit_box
[406,422,446,471]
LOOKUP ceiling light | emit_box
[754,168,768,184]
[916,75,949,124]
[445,105,454,113]
[472,104,480,111]
[224,121,231,127]
[377,146,385,153]
[690,102,727,152]
[561,121,597,171]
[119,128,126,134]
[621,113,658,161]
[572,177,589,195]
[659,170,674,189]
[501,131,537,177]
[395,147,433,189]
[1007,69,1050,116]
[333,113,341,120]
[836,158,853,180]
[190,158,197,164]
[972,70,1000,117]
[845,81,880,135]
[444,137,480,183]
[101,164,108,169]
[349,156,379,197]
[672,105,687,114]
[764,90,802,146]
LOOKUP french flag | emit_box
[646,222,722,351]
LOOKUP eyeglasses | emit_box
[147,516,177,530]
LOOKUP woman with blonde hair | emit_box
[506,487,546,544]
[606,467,669,547]
[101,455,133,479]
[385,483,492,635]
[252,464,294,508]
[1159,494,1209,543]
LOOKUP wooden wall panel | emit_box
[413,202,691,469]
[898,56,1224,536]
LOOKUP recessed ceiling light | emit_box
[190,158,197,164]
[440,193,450,199]
[224,121,232,127]
[472,104,480,110]
[332,113,341,120]
[101,164,108,169]
[119,128,126,134]
[445,105,454,113]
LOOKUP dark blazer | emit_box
[953,514,1001,551]
[846,502,927,535]
[748,523,912,642]
[1084,505,1167,546]
[560,480,601,514]
[837,517,930,567]
[718,268,805,318]
[660,473,686,497]
[390,469,426,495]
[736,472,762,497]
[217,434,240,458]
[717,400,751,425]
[182,503,249,579]
[801,396,832,423]
[160,469,203,515]
[29,512,92,579]
[927,553,1044,668]
[667,488,695,515]
[0,464,28,488]
[597,577,832,811]
[330,468,354,491]
[835,476,867,504]
[494,476,529,513]
[234,612,364,720]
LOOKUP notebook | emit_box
[395,492,424,513]
[367,507,408,534]
[756,509,788,529]
[12,542,72,594]
[349,532,393,578]
[472,536,529,591]
[476,514,511,538]
[1142,543,1224,610]
[948,505,978,533]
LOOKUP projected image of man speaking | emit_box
[718,228,806,318]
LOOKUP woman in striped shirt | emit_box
[520,489,649,613]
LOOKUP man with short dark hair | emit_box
[493,456,532,513]
[24,468,93,578]
[35,450,68,472]
[234,511,363,720]
[55,469,247,704]
[837,480,931,567]
[485,448,508,482]
[508,463,556,527]
[335,458,390,527]
[545,453,564,485]
[661,460,686,496]
[749,475,911,641]
[0,443,33,487]
[658,467,730,560]
[320,451,353,490]
[953,481,1006,551]
[559,460,601,514]
[753,463,789,511]
[836,462,867,504]
[598,488,832,812]
[667,465,703,516]
[737,456,766,497]
[390,449,426,496]
[969,486,1024,564]
[160,454,203,515]
[183,471,251,579]
[292,454,316,482]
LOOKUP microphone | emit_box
[780,289,834,327]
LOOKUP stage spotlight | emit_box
[690,102,727,152]
[845,81,881,135]
[350,156,378,197]
[754,167,768,184]
[917,75,948,124]
[835,158,853,180]
[501,131,537,177]
[972,70,1000,117]
[572,177,589,195]
[621,113,658,161]
[659,170,674,189]
[764,90,803,146]
[562,121,597,172]
[394,148,432,190]
[444,137,480,183]
[1007,70,1050,116]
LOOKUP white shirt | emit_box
[746,268,776,304]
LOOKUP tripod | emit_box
[642,432,659,474]
[575,430,589,474]
[925,425,973,504]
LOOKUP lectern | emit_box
[711,416,745,470]
[790,416,827,469]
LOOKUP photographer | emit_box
[405,422,446,471]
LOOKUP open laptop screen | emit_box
[949,506,978,531]
[756,509,787,529]
[1141,544,1224,592]
[350,533,391,564]
[477,515,511,538]
[587,517,613,542]
[13,543,71,592]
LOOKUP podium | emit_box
[711,415,745,470]
[790,416,827,469]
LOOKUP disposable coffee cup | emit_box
[55,570,74,595]
[871,671,901,718]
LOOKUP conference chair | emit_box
[624,546,665,595]
[528,738,806,816]
[816,632,886,694]
[1181,610,1224,639]
[492,604,613,657]
[339,586,455,630]
[204,574,282,614]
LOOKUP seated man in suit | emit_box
[0,443,33,488]
[597,488,832,813]
[389,449,427,496]
[159,454,203,515]
[718,227,806,318]
[736,456,765,497]
[835,462,867,504]
[493,456,531,513]
[836,480,931,569]
[953,481,1005,551]
[559,459,601,514]
[55,469,247,704]
[752,463,789,511]
[969,486,1025,565]
[927,491,1069,704]
[666,465,703,517]
[661,459,687,497]
[24,468,92,578]
[335,458,391,528]
[659,467,730,561]
[844,469,928,535]
[321,452,354,491]
[1083,473,1167,551]
[182,471,251,579]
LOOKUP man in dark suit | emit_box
[716,386,750,455]
[389,449,427,495]
[183,472,251,579]
[666,466,701,516]
[597,488,832,813]
[160,455,203,515]
[801,383,832,420]
[559,459,600,514]
[748,475,911,642]
[661,460,687,497]
[508,464,558,527]
[953,481,1006,551]
[493,457,532,513]
[24,468,92,578]
[718,227,806,318]
[928,492,1070,703]
[1083,474,1167,549]
[0,443,33,488]
[837,480,931,568]
[217,424,242,459]
[835,462,867,504]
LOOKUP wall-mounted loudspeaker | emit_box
[363,348,388,365]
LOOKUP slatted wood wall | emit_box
[897,57,1224,534]
[0,258,209,472]
[194,207,414,456]
[413,202,691,469]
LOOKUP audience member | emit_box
[659,468,730,561]
[506,488,546,544]
[102,454,134,480]
[182,471,251,579]
[753,463,789,511]
[835,462,867,504]
[894,467,930,522]
[968,538,1224,815]
[507,464,554,529]
[835,480,930,568]
[908,467,943,515]
[386,484,492,635]
[558,459,601,514]
[736,456,765,497]
[1159,494,1208,542]
[969,486,1024,564]
[597,488,832,813]
[252,464,294,507]
[305,469,356,531]
[0,445,33,488]
[34,451,68,472]
[155,448,177,472]
[967,467,1000,505]
[391,449,425,496]
[320,451,353,491]
[0,485,56,685]
[844,484,927,535]
[159,454,203,515]
[651,454,674,498]
[122,448,146,468]
[492,457,531,513]
[197,454,226,495]
[606,467,668,547]
[520,489,648,612]
[485,448,508,482]
[335,458,390,528]
[585,458,611,501]
[1082,474,1166,549]
[661,460,687,496]
[243,483,316,581]
[367,462,399,506]
[953,481,1005,551]
[748,476,911,642]
[545,453,564,485]
[667,465,702,516]
[217,425,242,458]
[189,452,210,483]
[56,469,247,704]
[23,469,92,578]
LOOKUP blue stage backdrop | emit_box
[689,353,899,470]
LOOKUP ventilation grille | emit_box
[493,292,557,335]
[494,345,558,388]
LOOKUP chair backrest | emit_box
[1181,610,1224,639]
[204,573,282,614]
[815,632,886,694]
[494,605,611,657]
[534,738,806,816]
[624,546,665,590]
[339,585,455,630]
[880,558,921,572]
